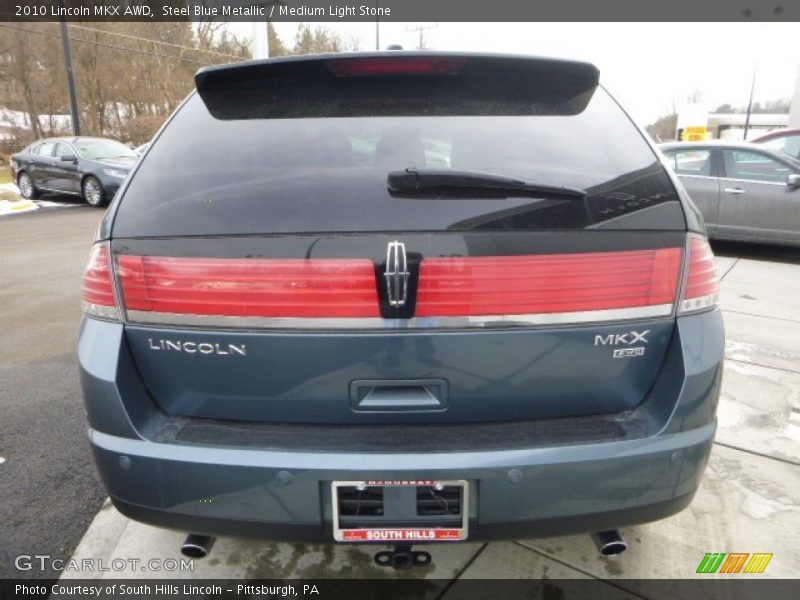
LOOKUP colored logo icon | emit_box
[696,553,773,574]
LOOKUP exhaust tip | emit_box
[599,540,628,556]
[181,534,215,559]
[591,530,627,556]
[180,544,207,559]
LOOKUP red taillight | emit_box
[326,57,467,77]
[678,236,720,314]
[81,243,119,320]
[416,248,683,317]
[117,256,380,318]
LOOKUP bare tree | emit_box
[0,21,352,150]
[293,24,359,55]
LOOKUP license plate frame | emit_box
[331,479,469,543]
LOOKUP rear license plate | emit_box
[331,479,469,542]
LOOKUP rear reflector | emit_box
[678,236,720,314]
[416,248,683,317]
[81,243,119,320]
[326,57,467,77]
[116,256,380,318]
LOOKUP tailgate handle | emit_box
[350,379,448,412]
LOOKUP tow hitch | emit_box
[373,544,432,570]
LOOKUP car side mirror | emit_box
[788,173,800,188]
[60,154,77,162]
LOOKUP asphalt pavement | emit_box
[0,206,107,578]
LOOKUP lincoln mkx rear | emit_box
[79,52,723,568]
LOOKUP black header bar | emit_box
[1,0,798,22]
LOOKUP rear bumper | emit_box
[92,422,713,542]
[80,309,724,542]
[111,494,698,544]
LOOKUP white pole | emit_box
[789,63,800,129]
[251,21,269,59]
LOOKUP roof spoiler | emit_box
[195,51,599,90]
[195,52,600,120]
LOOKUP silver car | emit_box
[660,141,800,246]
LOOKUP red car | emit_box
[751,128,800,160]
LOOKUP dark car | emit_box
[79,53,723,566]
[660,141,800,246]
[750,127,800,160]
[10,136,136,207]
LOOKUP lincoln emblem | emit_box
[384,241,410,307]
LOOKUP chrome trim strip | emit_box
[126,304,674,330]
[676,174,718,181]
[678,174,789,186]
[718,177,787,186]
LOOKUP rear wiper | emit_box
[387,168,586,199]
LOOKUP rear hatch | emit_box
[105,53,692,425]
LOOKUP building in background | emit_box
[676,104,788,141]
[707,113,789,140]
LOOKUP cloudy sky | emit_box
[235,22,800,127]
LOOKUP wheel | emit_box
[82,176,107,207]
[17,171,40,199]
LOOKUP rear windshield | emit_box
[113,82,682,237]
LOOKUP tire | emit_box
[82,176,108,207]
[17,171,40,199]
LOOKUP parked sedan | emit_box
[750,128,800,160]
[9,137,136,207]
[660,141,800,246]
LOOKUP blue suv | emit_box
[79,52,723,565]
